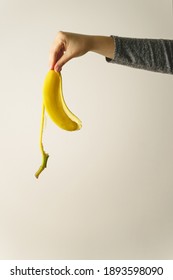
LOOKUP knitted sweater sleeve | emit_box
[106,36,173,74]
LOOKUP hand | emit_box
[49,31,115,71]
[49,31,91,71]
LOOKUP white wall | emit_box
[0,0,173,259]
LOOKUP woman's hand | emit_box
[49,31,115,71]
[49,32,91,71]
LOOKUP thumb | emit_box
[54,52,72,71]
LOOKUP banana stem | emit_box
[35,103,49,179]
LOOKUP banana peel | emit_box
[35,70,82,179]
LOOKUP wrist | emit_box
[87,35,115,59]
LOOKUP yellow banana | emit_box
[43,70,82,131]
[35,70,82,179]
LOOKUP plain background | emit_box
[0,0,173,259]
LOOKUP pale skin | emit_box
[49,31,115,72]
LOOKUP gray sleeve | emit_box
[106,36,173,74]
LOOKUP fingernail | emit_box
[54,66,59,72]
[55,67,62,72]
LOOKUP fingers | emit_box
[49,42,64,70]
[49,46,72,72]
[49,31,87,71]
[54,51,72,71]
[49,31,69,71]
